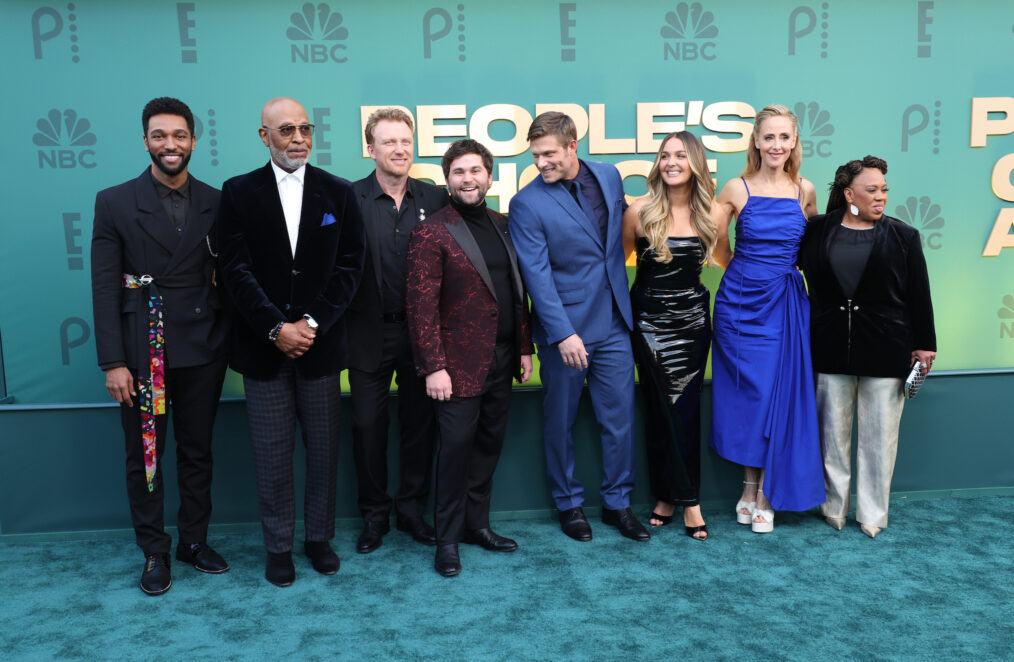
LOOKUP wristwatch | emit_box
[303,314,319,330]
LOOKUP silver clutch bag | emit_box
[904,361,926,399]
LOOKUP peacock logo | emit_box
[660,3,719,62]
[34,109,97,169]
[793,101,834,158]
[895,196,944,250]
[998,293,1014,339]
[287,3,349,63]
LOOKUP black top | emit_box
[566,160,609,242]
[451,198,514,342]
[364,176,420,315]
[828,224,875,300]
[151,170,190,238]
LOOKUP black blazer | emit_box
[217,162,365,379]
[799,208,936,377]
[346,171,449,372]
[91,169,227,372]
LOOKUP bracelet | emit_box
[268,321,284,342]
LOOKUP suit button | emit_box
[195,307,202,314]
[291,269,299,276]
[284,304,291,311]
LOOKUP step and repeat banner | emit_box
[1,0,1012,403]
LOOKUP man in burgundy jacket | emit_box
[406,139,533,577]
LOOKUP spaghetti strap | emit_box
[741,177,750,196]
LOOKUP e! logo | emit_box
[177,2,198,63]
[423,5,466,62]
[559,3,576,62]
[312,107,333,166]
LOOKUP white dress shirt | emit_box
[270,160,305,258]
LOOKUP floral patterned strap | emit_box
[123,273,166,493]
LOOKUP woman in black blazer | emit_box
[798,155,936,538]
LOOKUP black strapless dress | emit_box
[630,236,712,505]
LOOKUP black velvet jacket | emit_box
[799,208,936,378]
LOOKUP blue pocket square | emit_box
[321,212,337,227]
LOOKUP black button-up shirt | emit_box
[366,177,421,315]
[151,171,190,238]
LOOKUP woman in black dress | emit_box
[622,131,721,540]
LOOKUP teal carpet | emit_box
[2,495,1012,660]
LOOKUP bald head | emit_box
[259,97,312,172]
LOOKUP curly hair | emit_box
[638,131,717,264]
[441,138,493,178]
[742,104,802,182]
[142,97,194,135]
[826,155,888,213]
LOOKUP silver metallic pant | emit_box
[816,373,905,528]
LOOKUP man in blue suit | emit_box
[509,112,648,542]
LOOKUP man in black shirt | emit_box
[91,97,229,595]
[347,109,449,553]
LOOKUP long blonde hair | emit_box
[639,131,717,264]
[742,104,802,183]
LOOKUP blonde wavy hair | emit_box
[742,104,802,183]
[639,131,717,264]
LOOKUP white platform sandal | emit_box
[751,489,774,533]
[735,481,757,525]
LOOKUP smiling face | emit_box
[259,98,312,172]
[144,113,194,180]
[446,152,492,206]
[656,136,692,188]
[754,115,797,170]
[846,167,888,221]
[367,118,414,179]
[530,135,580,184]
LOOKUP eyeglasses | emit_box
[262,124,315,138]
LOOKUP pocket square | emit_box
[321,212,337,227]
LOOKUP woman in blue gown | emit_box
[709,105,825,533]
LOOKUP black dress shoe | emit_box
[140,553,172,596]
[304,540,340,575]
[265,551,295,587]
[397,517,437,546]
[463,527,518,552]
[175,542,230,574]
[602,507,651,541]
[356,519,391,554]
[434,543,461,577]
[558,507,593,541]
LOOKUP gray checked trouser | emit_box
[816,373,905,529]
[243,360,341,553]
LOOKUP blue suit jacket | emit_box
[509,160,632,347]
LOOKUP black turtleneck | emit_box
[450,198,514,342]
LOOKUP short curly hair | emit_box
[441,139,493,178]
[142,97,195,136]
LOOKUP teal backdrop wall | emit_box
[1,1,1012,534]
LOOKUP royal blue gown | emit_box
[709,180,824,511]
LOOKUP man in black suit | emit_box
[347,108,449,554]
[91,96,229,596]
[217,97,364,587]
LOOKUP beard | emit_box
[149,150,192,177]
[270,144,309,171]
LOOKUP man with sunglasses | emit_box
[217,97,365,587]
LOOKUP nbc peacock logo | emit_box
[998,293,1014,339]
[34,109,97,169]
[793,101,834,158]
[894,196,944,251]
[287,3,349,63]
[661,3,718,61]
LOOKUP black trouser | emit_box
[432,341,514,546]
[349,321,436,523]
[121,358,227,555]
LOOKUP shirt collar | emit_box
[149,169,191,199]
[369,170,414,201]
[270,159,306,187]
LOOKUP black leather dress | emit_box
[630,236,711,506]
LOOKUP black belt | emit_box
[383,312,407,323]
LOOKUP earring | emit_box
[849,204,859,216]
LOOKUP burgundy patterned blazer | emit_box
[406,204,533,398]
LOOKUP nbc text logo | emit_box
[661,3,718,62]
[794,101,834,158]
[32,3,81,63]
[423,4,467,62]
[34,109,96,169]
[895,196,943,250]
[998,293,1014,339]
[288,3,348,63]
